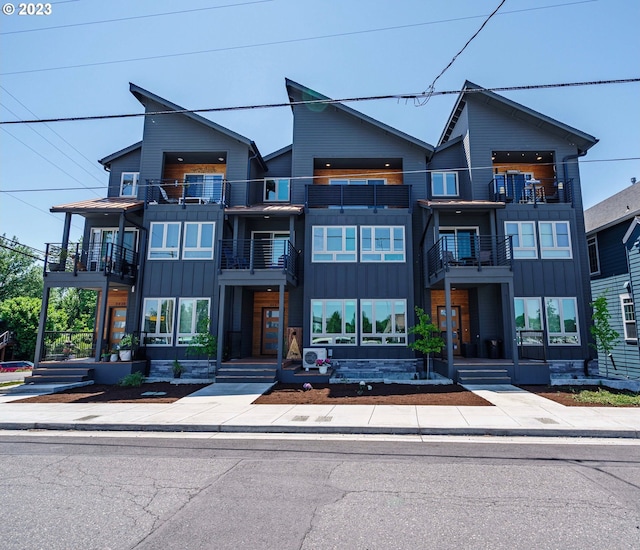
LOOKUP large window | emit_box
[439,227,478,261]
[149,222,181,259]
[545,297,579,345]
[312,226,357,262]
[587,236,600,275]
[514,297,543,345]
[184,173,224,203]
[329,179,385,186]
[177,298,210,345]
[621,294,637,341]
[120,172,139,197]
[539,221,572,258]
[505,222,537,259]
[431,172,458,197]
[361,300,406,345]
[142,298,175,345]
[360,226,405,262]
[264,178,290,202]
[183,222,215,259]
[311,299,357,345]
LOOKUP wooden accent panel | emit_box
[97,290,128,340]
[163,163,226,181]
[493,162,556,197]
[252,291,289,357]
[430,289,472,344]
[313,168,403,185]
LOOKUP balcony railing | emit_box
[219,238,298,278]
[145,178,229,208]
[489,176,572,204]
[41,331,96,361]
[427,235,513,277]
[305,184,412,211]
[44,242,138,279]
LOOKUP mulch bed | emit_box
[15,383,209,404]
[518,385,640,407]
[253,383,493,406]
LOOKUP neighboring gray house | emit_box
[32,80,599,385]
[585,184,640,379]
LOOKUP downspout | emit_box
[562,150,587,208]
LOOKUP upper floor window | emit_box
[431,172,458,197]
[120,172,139,197]
[505,222,537,259]
[587,236,600,275]
[360,226,405,262]
[149,222,181,259]
[183,222,215,259]
[545,297,579,345]
[177,298,210,345]
[184,173,224,203]
[142,298,175,346]
[621,294,637,341]
[539,222,572,259]
[264,178,290,202]
[311,299,357,345]
[329,179,385,185]
[361,299,406,345]
[312,226,357,262]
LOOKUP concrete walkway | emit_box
[0,382,639,438]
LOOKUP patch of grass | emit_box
[572,388,640,406]
[0,380,22,388]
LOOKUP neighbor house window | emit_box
[505,221,537,258]
[149,222,181,259]
[312,226,357,262]
[545,297,579,345]
[120,172,139,197]
[182,222,215,259]
[142,298,175,345]
[621,294,637,341]
[264,178,290,201]
[539,221,572,259]
[587,236,600,275]
[431,172,458,196]
[514,297,543,345]
[361,299,406,345]
[177,298,210,345]
[311,299,357,345]
[360,226,405,262]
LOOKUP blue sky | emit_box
[1,0,638,252]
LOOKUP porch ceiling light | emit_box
[218,157,225,162]
[325,163,331,167]
[177,157,183,162]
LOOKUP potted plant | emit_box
[118,333,139,362]
[316,358,330,375]
[172,359,185,379]
[101,351,110,362]
[408,306,445,379]
[110,346,119,362]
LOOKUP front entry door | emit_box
[438,305,461,356]
[261,307,280,355]
[109,307,127,351]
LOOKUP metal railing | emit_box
[44,242,138,279]
[488,176,572,205]
[427,235,513,277]
[145,178,228,208]
[219,238,298,278]
[305,184,412,211]
[41,331,96,361]
[517,330,547,361]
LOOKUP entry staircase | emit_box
[457,368,511,385]
[24,364,95,385]
[216,359,278,384]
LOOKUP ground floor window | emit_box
[361,299,406,345]
[142,298,175,345]
[311,299,357,345]
[545,297,579,345]
[514,297,543,345]
[177,298,210,345]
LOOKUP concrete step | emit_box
[215,375,277,384]
[216,364,277,384]
[24,374,93,384]
[31,368,94,376]
[457,369,511,385]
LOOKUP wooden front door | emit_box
[109,307,127,351]
[438,305,462,356]
[261,307,280,355]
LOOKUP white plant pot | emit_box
[318,365,328,375]
[110,354,119,362]
[119,349,132,361]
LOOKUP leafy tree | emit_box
[51,288,97,331]
[589,294,619,376]
[408,307,445,378]
[0,234,43,302]
[0,297,42,360]
[186,318,218,376]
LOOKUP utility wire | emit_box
[0,242,45,262]
[1,78,638,126]
[0,0,597,76]
[1,237,46,257]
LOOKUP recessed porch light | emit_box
[218,157,225,162]
[177,157,183,162]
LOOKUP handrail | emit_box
[145,178,227,208]
[305,184,412,211]
[219,238,298,278]
[44,242,138,279]
[427,234,512,277]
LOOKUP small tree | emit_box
[589,294,619,377]
[408,306,445,378]
[186,319,217,377]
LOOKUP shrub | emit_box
[119,371,144,387]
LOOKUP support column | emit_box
[33,286,52,366]
[216,283,226,372]
[61,212,72,249]
[95,281,110,360]
[277,283,285,376]
[444,278,454,379]
[504,280,519,380]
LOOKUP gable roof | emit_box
[285,79,434,155]
[128,83,267,171]
[585,184,640,234]
[439,81,598,152]
[264,144,292,162]
[98,141,142,168]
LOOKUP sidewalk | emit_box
[1,383,639,438]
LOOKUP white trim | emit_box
[505,221,538,259]
[182,222,215,260]
[177,298,211,345]
[148,222,181,260]
[360,299,407,345]
[514,297,544,345]
[310,299,357,345]
[545,297,580,345]
[119,172,139,197]
[360,226,406,262]
[539,221,572,259]
[431,171,459,197]
[587,235,600,275]
[312,226,357,262]
[264,178,290,202]
[620,293,637,342]
[142,297,175,346]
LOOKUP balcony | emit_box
[427,235,512,280]
[218,238,299,285]
[305,184,412,211]
[145,178,229,208]
[489,176,573,205]
[44,242,138,281]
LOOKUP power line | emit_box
[0,0,597,76]
[1,78,638,126]
[0,242,45,262]
[0,0,274,36]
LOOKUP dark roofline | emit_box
[285,78,435,155]
[622,217,640,245]
[264,144,292,162]
[129,83,267,171]
[439,81,598,152]
[99,141,142,168]
[434,134,464,153]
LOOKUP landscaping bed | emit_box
[519,385,640,407]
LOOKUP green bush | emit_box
[118,371,144,387]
